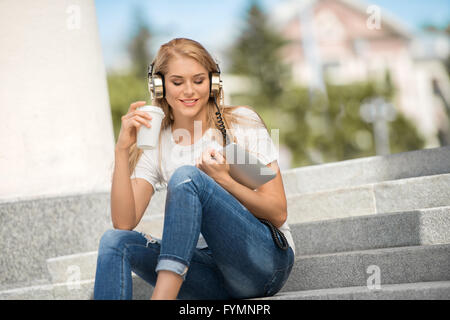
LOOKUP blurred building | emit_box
[271,0,450,148]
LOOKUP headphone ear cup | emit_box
[210,72,222,98]
[151,73,165,99]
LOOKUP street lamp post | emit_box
[360,97,397,155]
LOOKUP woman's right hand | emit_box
[115,101,153,151]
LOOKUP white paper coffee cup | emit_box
[136,105,165,150]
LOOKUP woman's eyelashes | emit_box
[172,80,204,86]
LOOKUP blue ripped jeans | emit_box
[93,165,294,300]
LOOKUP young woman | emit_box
[94,38,295,300]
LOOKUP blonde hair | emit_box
[126,38,268,187]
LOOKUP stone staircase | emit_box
[1,146,449,299]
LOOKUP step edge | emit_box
[286,173,450,199]
[289,205,450,228]
[296,243,450,259]
[255,280,450,300]
[46,251,98,263]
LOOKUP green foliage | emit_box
[108,73,150,141]
[227,0,292,107]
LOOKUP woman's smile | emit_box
[179,99,199,106]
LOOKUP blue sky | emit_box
[94,0,450,70]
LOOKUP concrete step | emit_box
[1,249,154,300]
[0,279,54,300]
[0,191,112,288]
[292,206,450,256]
[287,173,450,224]
[5,243,450,299]
[44,238,450,299]
[281,146,450,195]
[52,273,153,300]
[46,251,98,283]
[257,281,450,300]
[0,273,153,300]
[45,251,154,299]
[283,244,450,292]
[47,204,450,289]
[46,207,450,292]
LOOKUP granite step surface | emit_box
[286,173,450,224]
[291,206,450,255]
[281,146,450,195]
[0,273,153,300]
[256,281,450,300]
[283,244,450,292]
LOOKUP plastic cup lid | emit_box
[137,105,165,116]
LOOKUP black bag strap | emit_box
[258,219,289,251]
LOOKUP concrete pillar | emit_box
[0,0,114,201]
[0,0,114,287]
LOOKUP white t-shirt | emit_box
[131,107,295,255]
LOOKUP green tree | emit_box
[227,0,292,109]
[108,73,149,141]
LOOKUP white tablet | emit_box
[221,143,277,190]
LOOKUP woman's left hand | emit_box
[196,148,230,184]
